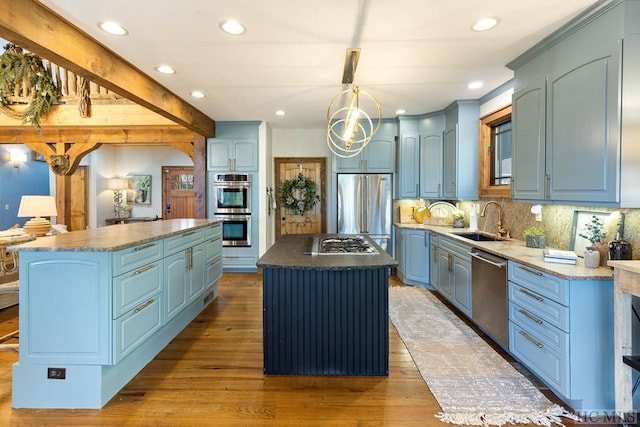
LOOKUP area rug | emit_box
[388,286,578,426]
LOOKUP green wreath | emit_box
[280,173,320,215]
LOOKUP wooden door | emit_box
[275,158,326,238]
[162,166,195,219]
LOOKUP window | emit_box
[479,105,511,198]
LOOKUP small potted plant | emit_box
[523,226,545,248]
[452,210,465,228]
[579,215,606,268]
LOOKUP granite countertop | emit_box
[257,234,398,270]
[9,219,221,252]
[396,222,613,280]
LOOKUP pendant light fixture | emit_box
[327,48,382,158]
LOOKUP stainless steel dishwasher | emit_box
[469,249,508,349]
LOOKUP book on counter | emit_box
[543,248,578,264]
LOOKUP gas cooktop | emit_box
[310,236,379,255]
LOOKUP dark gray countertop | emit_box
[257,234,398,270]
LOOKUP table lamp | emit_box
[108,177,130,219]
[17,195,58,237]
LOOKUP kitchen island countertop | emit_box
[257,233,397,270]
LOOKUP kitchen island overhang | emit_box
[257,234,397,376]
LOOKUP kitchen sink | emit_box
[451,232,508,242]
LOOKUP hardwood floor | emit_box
[0,273,578,426]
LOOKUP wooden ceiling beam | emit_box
[0,127,197,145]
[0,0,215,137]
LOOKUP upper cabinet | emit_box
[396,114,445,199]
[443,101,480,200]
[207,122,259,172]
[334,119,396,173]
[509,0,640,207]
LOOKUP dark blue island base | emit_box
[257,234,397,377]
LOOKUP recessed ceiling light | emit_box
[99,21,128,36]
[275,110,286,116]
[472,17,499,32]
[190,91,206,98]
[468,81,484,89]
[220,19,246,35]
[155,65,176,75]
[395,109,407,115]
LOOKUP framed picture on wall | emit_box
[569,210,625,256]
[127,175,151,205]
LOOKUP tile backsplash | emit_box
[395,198,640,259]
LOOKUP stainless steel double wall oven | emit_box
[212,173,251,247]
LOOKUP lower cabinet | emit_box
[395,227,429,286]
[507,261,613,410]
[12,221,223,409]
[436,236,472,317]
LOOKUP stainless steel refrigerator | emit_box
[337,173,392,253]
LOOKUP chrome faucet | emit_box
[480,201,510,238]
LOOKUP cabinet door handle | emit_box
[544,174,550,200]
[134,243,155,252]
[448,253,453,272]
[134,264,156,275]
[518,308,543,325]
[182,231,197,237]
[437,183,441,196]
[415,184,419,197]
[134,299,155,313]
[518,330,544,348]
[518,265,543,276]
[432,245,437,261]
[519,287,544,302]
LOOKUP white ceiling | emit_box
[38,0,597,129]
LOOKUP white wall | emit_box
[89,145,192,227]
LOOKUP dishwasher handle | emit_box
[468,250,507,269]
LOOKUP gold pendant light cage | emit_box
[326,48,382,158]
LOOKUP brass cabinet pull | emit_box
[185,247,193,270]
[519,287,544,301]
[518,330,544,348]
[182,231,196,237]
[134,243,155,251]
[134,264,155,275]
[134,299,155,313]
[447,253,453,272]
[518,265,543,276]
[518,308,543,324]
[432,245,437,262]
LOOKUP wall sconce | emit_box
[108,177,130,219]
[17,195,58,236]
[10,151,27,168]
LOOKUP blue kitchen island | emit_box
[257,234,397,376]
[9,219,222,408]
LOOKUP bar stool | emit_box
[0,279,19,353]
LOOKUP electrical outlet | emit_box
[47,367,66,379]
[3,204,8,210]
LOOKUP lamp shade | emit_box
[108,177,130,190]
[17,195,58,237]
[18,195,58,218]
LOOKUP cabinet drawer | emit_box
[509,302,567,355]
[204,235,222,262]
[438,236,471,261]
[113,295,162,362]
[508,261,567,305]
[205,223,222,240]
[206,257,223,285]
[509,320,568,395]
[508,282,569,332]
[113,261,162,318]
[113,241,163,276]
[164,229,204,255]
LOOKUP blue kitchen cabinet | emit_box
[207,138,258,172]
[396,114,444,199]
[12,221,222,408]
[509,1,640,206]
[443,101,479,200]
[507,261,613,410]
[403,229,429,285]
[429,232,439,291]
[394,226,405,278]
[334,119,396,173]
[436,235,472,317]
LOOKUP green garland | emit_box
[280,173,320,215]
[0,43,58,130]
